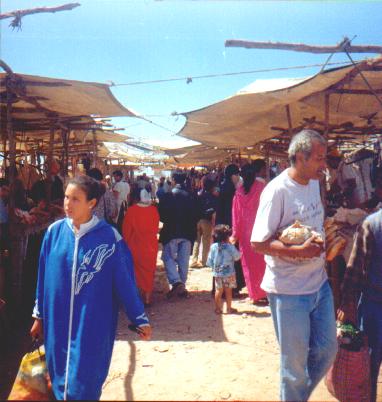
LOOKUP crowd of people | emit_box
[2,159,271,399]
[3,129,382,400]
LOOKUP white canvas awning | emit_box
[0,73,137,133]
[179,57,382,148]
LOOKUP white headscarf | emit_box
[140,188,151,205]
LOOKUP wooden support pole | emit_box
[285,105,293,137]
[61,128,69,178]
[265,144,271,182]
[92,130,97,168]
[332,88,382,95]
[5,73,16,209]
[1,3,80,30]
[60,133,65,177]
[322,93,330,209]
[2,138,6,172]
[0,3,80,20]
[324,93,330,140]
[225,38,382,54]
[46,124,55,204]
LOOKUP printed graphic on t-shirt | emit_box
[290,200,323,231]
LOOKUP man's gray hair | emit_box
[288,129,326,166]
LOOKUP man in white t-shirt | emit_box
[251,130,337,402]
[112,170,130,223]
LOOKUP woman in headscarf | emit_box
[122,186,160,306]
[216,164,240,227]
[215,164,245,295]
[232,163,267,304]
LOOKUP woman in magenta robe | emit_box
[232,162,267,304]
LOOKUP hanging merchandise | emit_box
[338,148,375,208]
[371,137,382,186]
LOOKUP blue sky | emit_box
[2,0,382,148]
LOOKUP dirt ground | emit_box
[2,253,361,401]
[101,259,337,401]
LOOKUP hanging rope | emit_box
[343,49,382,109]
[109,60,361,87]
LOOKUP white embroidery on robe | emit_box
[75,244,115,295]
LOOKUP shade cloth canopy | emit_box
[0,72,136,134]
[165,144,233,162]
[179,57,382,148]
[164,144,267,165]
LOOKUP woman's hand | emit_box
[30,319,44,340]
[138,325,152,341]
[337,303,357,325]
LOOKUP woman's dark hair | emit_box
[87,167,103,181]
[172,171,187,184]
[129,185,142,206]
[213,224,232,243]
[252,159,266,175]
[68,175,105,205]
[224,164,239,179]
[240,163,256,195]
[201,176,216,193]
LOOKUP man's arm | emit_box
[252,234,323,260]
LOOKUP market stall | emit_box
[177,56,382,310]
[0,62,138,315]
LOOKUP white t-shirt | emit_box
[251,169,327,295]
[113,181,130,211]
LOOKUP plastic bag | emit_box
[8,343,52,401]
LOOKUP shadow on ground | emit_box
[115,286,271,401]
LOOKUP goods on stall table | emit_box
[12,203,64,232]
[324,217,348,262]
[333,207,368,226]
[324,207,368,262]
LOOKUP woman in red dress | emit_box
[122,187,160,306]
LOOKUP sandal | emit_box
[227,307,238,314]
[214,308,222,315]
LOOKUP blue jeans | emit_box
[162,238,191,286]
[358,295,382,402]
[267,280,338,402]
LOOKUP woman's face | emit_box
[231,173,240,185]
[64,183,96,225]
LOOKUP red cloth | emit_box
[232,180,266,300]
[122,204,159,292]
